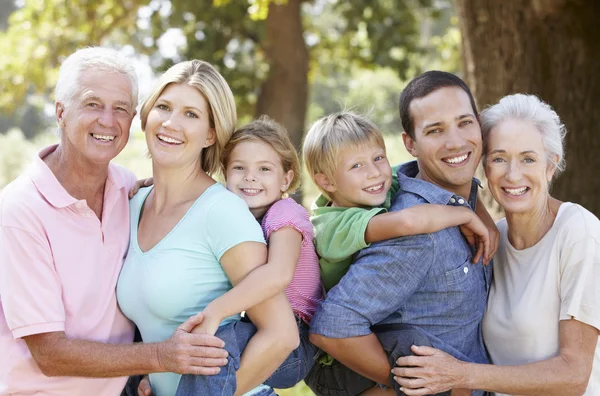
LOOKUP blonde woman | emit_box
[116,60,298,396]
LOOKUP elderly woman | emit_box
[116,60,298,396]
[392,94,600,395]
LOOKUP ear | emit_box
[281,169,294,193]
[546,155,560,182]
[204,128,217,148]
[314,173,336,193]
[56,102,66,128]
[402,132,418,158]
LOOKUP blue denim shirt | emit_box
[311,161,492,371]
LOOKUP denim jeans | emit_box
[305,324,451,396]
[176,316,320,396]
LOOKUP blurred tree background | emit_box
[1,0,598,393]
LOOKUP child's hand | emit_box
[190,311,222,336]
[458,214,490,265]
[129,177,154,199]
[137,375,153,396]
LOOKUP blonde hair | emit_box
[140,60,237,176]
[303,111,386,199]
[222,115,301,195]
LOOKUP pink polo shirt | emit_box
[0,145,136,395]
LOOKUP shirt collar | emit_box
[396,160,480,208]
[28,144,127,209]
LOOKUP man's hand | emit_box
[137,375,152,396]
[156,312,228,375]
[129,177,154,198]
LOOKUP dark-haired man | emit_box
[307,71,493,396]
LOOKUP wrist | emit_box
[456,361,473,389]
[152,342,167,373]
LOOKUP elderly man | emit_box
[307,71,493,396]
[0,47,227,395]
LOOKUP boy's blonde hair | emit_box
[140,60,237,176]
[222,115,302,195]
[303,111,386,199]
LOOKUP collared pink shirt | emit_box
[0,145,136,395]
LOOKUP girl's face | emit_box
[225,139,294,218]
[484,118,556,216]
[144,83,215,170]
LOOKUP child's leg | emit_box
[373,324,452,396]
[175,320,254,396]
[264,318,320,389]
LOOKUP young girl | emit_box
[175,116,324,395]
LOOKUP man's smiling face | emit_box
[403,86,482,197]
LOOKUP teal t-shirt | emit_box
[117,183,265,396]
[311,165,401,291]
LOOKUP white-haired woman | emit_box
[391,94,600,396]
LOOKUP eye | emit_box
[524,157,536,164]
[491,157,505,163]
[351,163,362,169]
[87,102,99,108]
[374,155,385,162]
[459,119,472,127]
[116,106,128,113]
[232,165,244,171]
[427,128,442,135]
[259,166,271,172]
[156,104,169,111]
[185,111,199,118]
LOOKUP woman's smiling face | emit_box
[484,118,557,216]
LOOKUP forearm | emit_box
[310,333,392,385]
[30,337,161,377]
[235,293,299,394]
[462,357,589,396]
[204,263,289,322]
[365,205,473,243]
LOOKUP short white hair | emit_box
[481,93,567,177]
[55,47,139,108]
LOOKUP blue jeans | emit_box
[305,324,451,396]
[176,316,320,396]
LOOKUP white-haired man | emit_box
[0,47,227,395]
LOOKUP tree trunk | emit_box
[256,0,309,202]
[455,0,600,217]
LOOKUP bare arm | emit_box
[310,332,392,386]
[200,241,299,395]
[365,204,490,263]
[393,319,598,396]
[197,228,302,332]
[23,313,228,378]
[474,194,499,262]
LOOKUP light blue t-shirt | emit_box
[117,183,265,396]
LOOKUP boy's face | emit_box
[403,86,482,196]
[323,142,393,208]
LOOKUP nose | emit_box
[506,159,522,182]
[244,170,257,182]
[367,162,382,179]
[98,108,115,128]
[161,115,181,132]
[444,125,466,151]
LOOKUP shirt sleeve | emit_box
[312,207,386,263]
[559,210,600,331]
[206,190,266,260]
[310,233,434,338]
[262,199,313,247]
[0,226,66,338]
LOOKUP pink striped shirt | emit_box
[261,198,324,323]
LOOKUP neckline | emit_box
[133,183,220,254]
[505,202,573,253]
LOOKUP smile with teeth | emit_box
[241,188,263,195]
[443,153,469,164]
[157,134,183,144]
[363,183,384,193]
[92,134,115,142]
[503,186,529,196]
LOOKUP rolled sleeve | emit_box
[310,234,434,338]
[0,226,66,338]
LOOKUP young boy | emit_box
[302,111,494,395]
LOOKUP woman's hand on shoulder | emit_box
[129,177,154,199]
